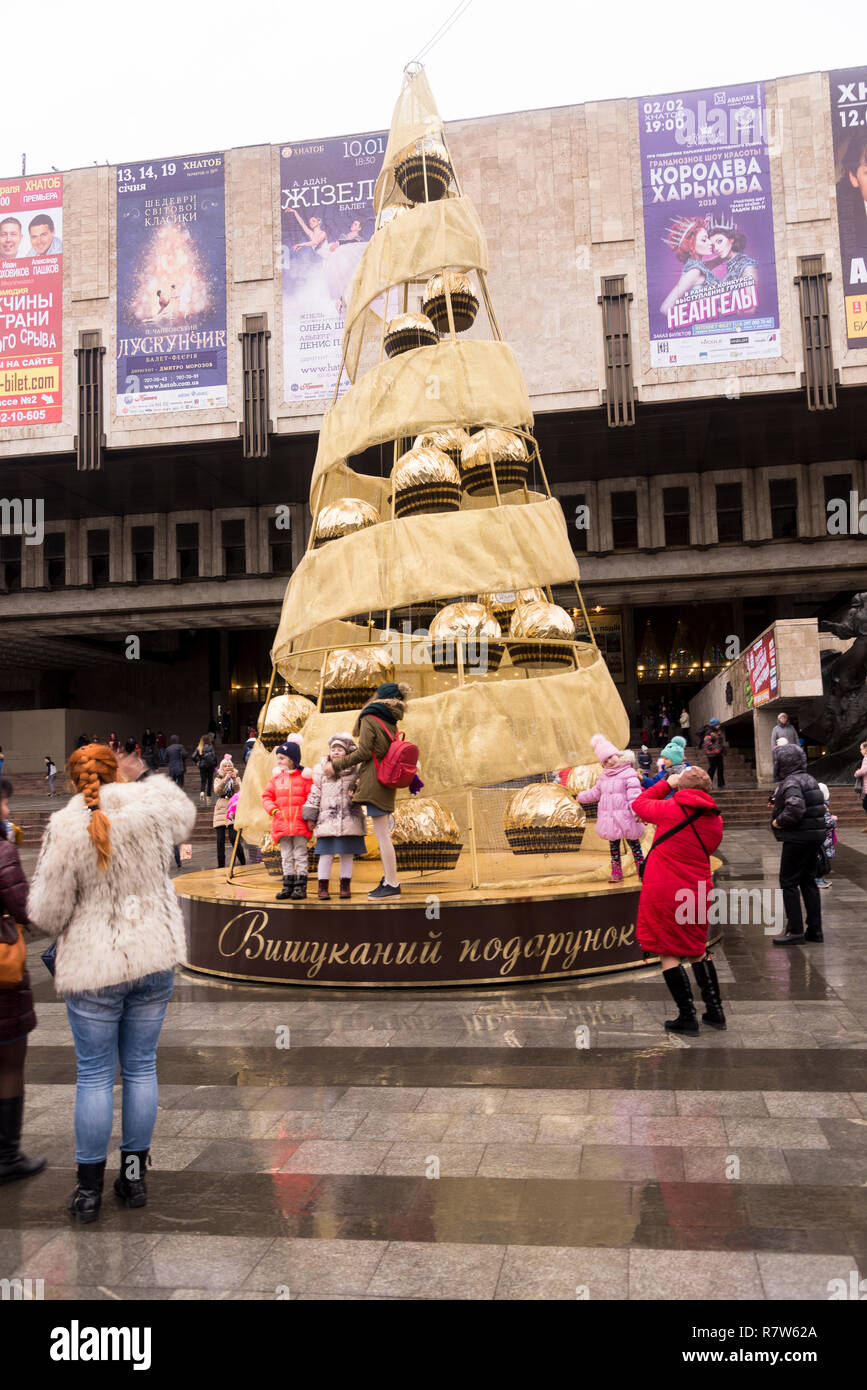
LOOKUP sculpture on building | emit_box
[817,591,867,756]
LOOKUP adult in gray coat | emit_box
[770,711,798,751]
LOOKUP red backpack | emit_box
[368,715,419,789]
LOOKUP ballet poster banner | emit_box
[0,173,63,427]
[115,152,227,415]
[830,67,867,348]
[280,132,386,403]
[639,82,781,367]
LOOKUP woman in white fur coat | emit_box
[27,744,196,1224]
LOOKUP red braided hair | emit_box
[67,744,118,872]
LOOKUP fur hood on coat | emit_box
[27,777,197,996]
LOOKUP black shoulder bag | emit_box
[640,806,711,879]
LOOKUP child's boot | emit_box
[339,878,352,899]
[317,879,330,901]
[608,862,623,883]
[276,875,295,900]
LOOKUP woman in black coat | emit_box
[0,777,45,1184]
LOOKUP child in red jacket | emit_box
[262,741,313,900]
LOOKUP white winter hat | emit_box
[818,782,829,800]
[328,731,354,751]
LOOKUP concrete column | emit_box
[753,706,778,784]
[635,478,651,549]
[647,477,665,549]
[154,515,168,582]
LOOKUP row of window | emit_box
[0,517,295,593]
[562,474,852,553]
[0,473,856,591]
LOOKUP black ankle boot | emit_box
[67,1160,106,1224]
[0,1096,46,1185]
[114,1149,150,1208]
[662,964,699,1034]
[291,875,308,900]
[692,955,727,1030]
[276,875,295,900]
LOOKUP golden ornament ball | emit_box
[460,428,530,496]
[565,764,600,817]
[313,497,381,548]
[392,445,461,518]
[509,599,577,667]
[322,646,395,712]
[428,601,504,672]
[504,782,586,855]
[391,798,463,872]
[478,587,546,623]
[394,137,452,204]
[422,271,479,333]
[412,426,470,463]
[257,693,316,750]
[384,311,438,358]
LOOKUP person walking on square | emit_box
[575,734,646,883]
[770,711,798,751]
[166,735,187,787]
[193,734,216,805]
[854,740,867,833]
[0,777,45,1186]
[262,741,313,900]
[770,743,827,947]
[633,765,726,1033]
[702,718,727,788]
[303,732,366,900]
[26,744,196,1223]
[44,756,57,797]
[679,706,690,747]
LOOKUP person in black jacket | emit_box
[0,778,45,1184]
[770,744,827,947]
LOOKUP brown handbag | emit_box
[0,912,26,988]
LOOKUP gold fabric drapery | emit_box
[272,498,578,657]
[311,339,533,488]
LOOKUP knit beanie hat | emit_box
[219,754,234,768]
[328,731,354,752]
[709,717,720,727]
[676,765,713,794]
[275,740,301,766]
[660,734,687,764]
[590,733,619,764]
[376,682,406,701]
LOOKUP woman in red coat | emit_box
[632,765,725,1034]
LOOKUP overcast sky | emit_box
[3,0,862,175]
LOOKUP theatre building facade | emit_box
[2,65,867,768]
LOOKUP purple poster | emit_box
[639,83,781,367]
[830,67,867,348]
[116,152,227,415]
[280,132,386,403]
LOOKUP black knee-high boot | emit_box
[692,955,727,1030]
[662,964,699,1034]
[0,1096,46,1184]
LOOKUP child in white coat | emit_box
[302,732,366,900]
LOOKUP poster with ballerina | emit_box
[116,152,228,415]
[280,132,386,405]
[638,82,781,369]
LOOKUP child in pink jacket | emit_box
[576,733,646,882]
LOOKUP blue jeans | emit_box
[65,970,175,1163]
